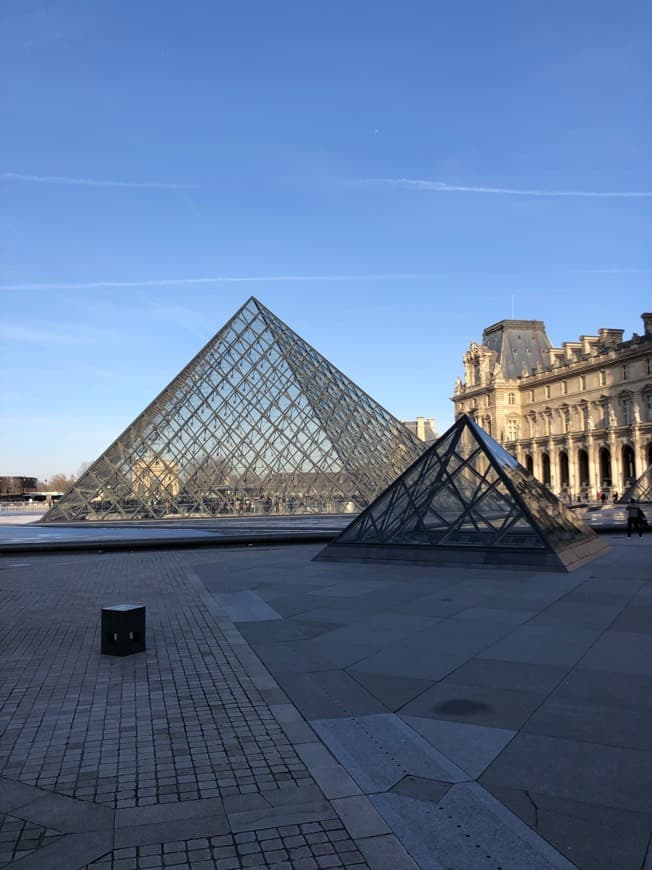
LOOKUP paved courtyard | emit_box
[0,533,650,868]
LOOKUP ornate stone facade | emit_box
[453,313,652,499]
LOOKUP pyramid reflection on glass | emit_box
[620,464,652,503]
[43,297,424,522]
[316,414,609,571]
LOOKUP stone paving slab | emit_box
[371,784,577,870]
[310,714,470,793]
[399,716,516,778]
[214,592,282,623]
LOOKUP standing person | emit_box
[600,491,607,506]
[626,499,643,538]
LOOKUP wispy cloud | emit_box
[365,178,652,198]
[0,273,430,291]
[0,172,196,189]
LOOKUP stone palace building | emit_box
[452,313,652,500]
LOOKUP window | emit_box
[579,375,586,390]
[600,403,609,428]
[529,389,535,402]
[486,394,492,407]
[508,392,515,406]
[561,380,568,395]
[647,393,652,422]
[600,369,606,386]
[623,398,633,425]
[564,411,571,433]
[506,418,518,440]
[545,385,551,399]
[623,365,629,382]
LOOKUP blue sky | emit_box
[1,0,650,480]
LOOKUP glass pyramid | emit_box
[619,464,652,503]
[42,298,424,523]
[317,414,609,571]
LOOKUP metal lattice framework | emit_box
[620,464,652,503]
[319,414,605,568]
[43,297,424,522]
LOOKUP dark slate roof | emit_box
[482,320,551,379]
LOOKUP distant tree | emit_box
[39,473,77,492]
[77,461,91,477]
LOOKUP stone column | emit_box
[609,435,620,491]
[568,437,579,499]
[585,433,594,495]
[589,441,601,500]
[633,407,642,481]
[532,443,542,482]
[548,438,557,493]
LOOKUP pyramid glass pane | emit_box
[43,298,424,523]
[619,464,652,503]
[324,414,607,570]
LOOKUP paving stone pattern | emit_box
[85,820,368,869]
[3,538,652,869]
[0,553,312,811]
[0,811,62,866]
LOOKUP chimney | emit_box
[598,328,624,347]
[642,313,652,336]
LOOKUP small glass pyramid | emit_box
[43,297,424,522]
[619,464,652,503]
[317,414,609,571]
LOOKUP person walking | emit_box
[626,499,643,538]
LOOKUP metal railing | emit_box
[0,502,48,513]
